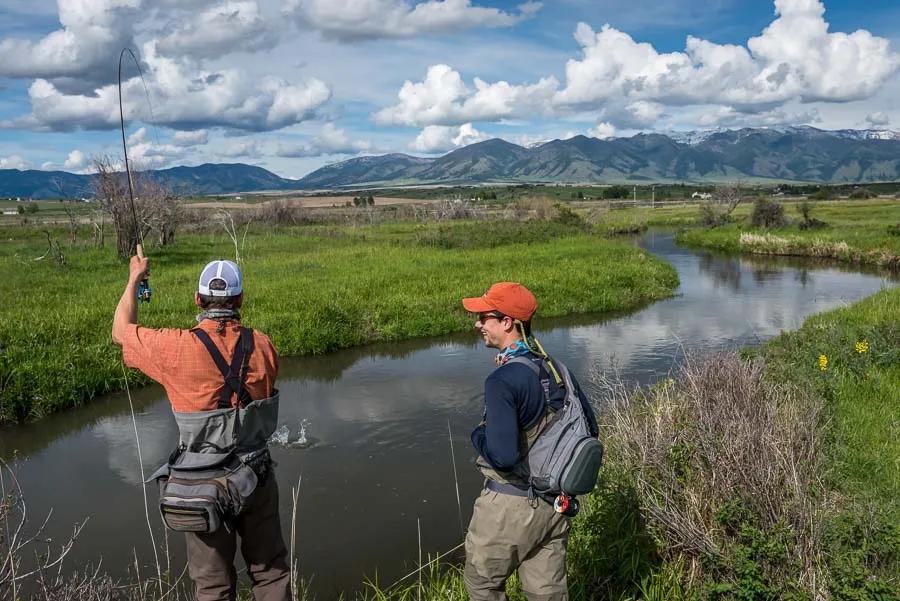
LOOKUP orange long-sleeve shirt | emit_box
[120,319,278,412]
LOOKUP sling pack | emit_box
[506,356,603,498]
[150,327,279,533]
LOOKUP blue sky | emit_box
[0,0,897,178]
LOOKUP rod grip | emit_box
[136,243,145,259]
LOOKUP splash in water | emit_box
[268,419,312,448]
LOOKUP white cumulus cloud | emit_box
[0,155,30,170]
[285,0,541,41]
[410,122,489,152]
[373,0,899,132]
[587,121,616,139]
[865,111,890,127]
[156,1,277,58]
[276,123,373,157]
[63,150,90,171]
[172,129,209,146]
[0,0,141,92]
[123,126,188,169]
[218,139,265,158]
[696,105,821,128]
[554,0,900,109]
[4,42,332,133]
[374,64,557,126]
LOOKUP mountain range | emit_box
[2,126,899,198]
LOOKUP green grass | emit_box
[676,199,900,268]
[0,220,678,423]
[761,286,900,599]
[763,286,900,511]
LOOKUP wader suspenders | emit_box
[192,327,255,409]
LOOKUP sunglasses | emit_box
[476,312,507,323]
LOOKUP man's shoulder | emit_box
[487,357,541,386]
[124,324,192,344]
[249,328,278,354]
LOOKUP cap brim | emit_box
[462,297,495,313]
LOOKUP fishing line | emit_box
[447,419,464,537]
[120,359,163,594]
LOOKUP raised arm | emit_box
[112,255,149,346]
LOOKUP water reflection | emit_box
[1,232,895,598]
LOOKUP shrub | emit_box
[552,202,586,227]
[593,353,827,597]
[848,187,875,200]
[751,196,786,228]
[698,202,731,226]
[888,224,900,237]
[809,188,833,200]
[604,185,630,199]
[255,199,306,225]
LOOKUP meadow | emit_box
[0,218,678,423]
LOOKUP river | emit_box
[1,232,895,598]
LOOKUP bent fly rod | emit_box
[118,47,151,303]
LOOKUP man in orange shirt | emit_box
[112,255,290,601]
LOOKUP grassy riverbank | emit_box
[674,199,900,268]
[363,285,899,601]
[0,220,678,423]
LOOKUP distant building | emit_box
[691,192,712,200]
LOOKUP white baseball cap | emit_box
[198,260,243,297]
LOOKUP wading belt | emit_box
[192,327,255,409]
[486,480,530,497]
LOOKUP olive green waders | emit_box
[464,488,570,601]
[186,473,290,601]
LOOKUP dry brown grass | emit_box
[590,352,828,596]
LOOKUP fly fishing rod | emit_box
[118,47,151,303]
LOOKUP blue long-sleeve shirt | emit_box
[471,353,598,471]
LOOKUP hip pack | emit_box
[507,356,604,498]
[156,448,265,533]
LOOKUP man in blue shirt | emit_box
[461,282,598,601]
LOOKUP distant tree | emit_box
[698,181,745,226]
[849,187,875,199]
[751,195,785,228]
[604,185,629,199]
[367,194,375,206]
[809,188,832,201]
[92,155,182,259]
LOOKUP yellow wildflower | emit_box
[855,340,869,354]
[818,354,828,371]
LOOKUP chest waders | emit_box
[149,326,280,533]
[477,356,603,511]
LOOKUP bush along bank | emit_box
[0,221,678,424]
[365,287,899,601]
[675,199,900,270]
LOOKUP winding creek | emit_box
[1,232,896,598]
